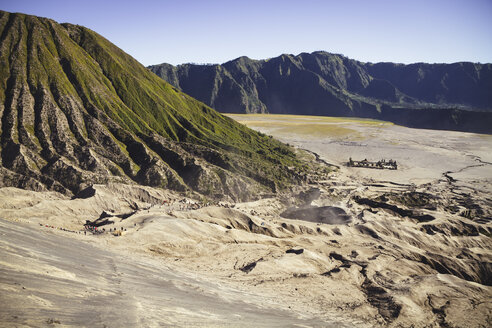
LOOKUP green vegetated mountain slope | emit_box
[149,52,492,133]
[0,10,313,200]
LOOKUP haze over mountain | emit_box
[149,52,492,133]
[0,10,313,200]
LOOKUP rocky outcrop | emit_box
[149,52,492,133]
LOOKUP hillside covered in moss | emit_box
[0,10,313,200]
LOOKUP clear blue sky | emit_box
[1,0,491,66]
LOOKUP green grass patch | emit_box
[226,113,393,126]
[224,114,393,139]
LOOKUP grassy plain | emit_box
[226,114,392,139]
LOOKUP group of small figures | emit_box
[348,158,398,170]
[83,225,105,235]
[159,198,236,211]
[39,223,79,234]
[83,224,128,235]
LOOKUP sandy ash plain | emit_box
[1,114,491,327]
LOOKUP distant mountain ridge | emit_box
[0,11,313,200]
[149,52,492,133]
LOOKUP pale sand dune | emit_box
[1,115,491,327]
[1,219,338,327]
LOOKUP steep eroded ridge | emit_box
[0,11,315,200]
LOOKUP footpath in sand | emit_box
[0,218,339,327]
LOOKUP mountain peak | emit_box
[0,10,314,200]
[227,55,252,63]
